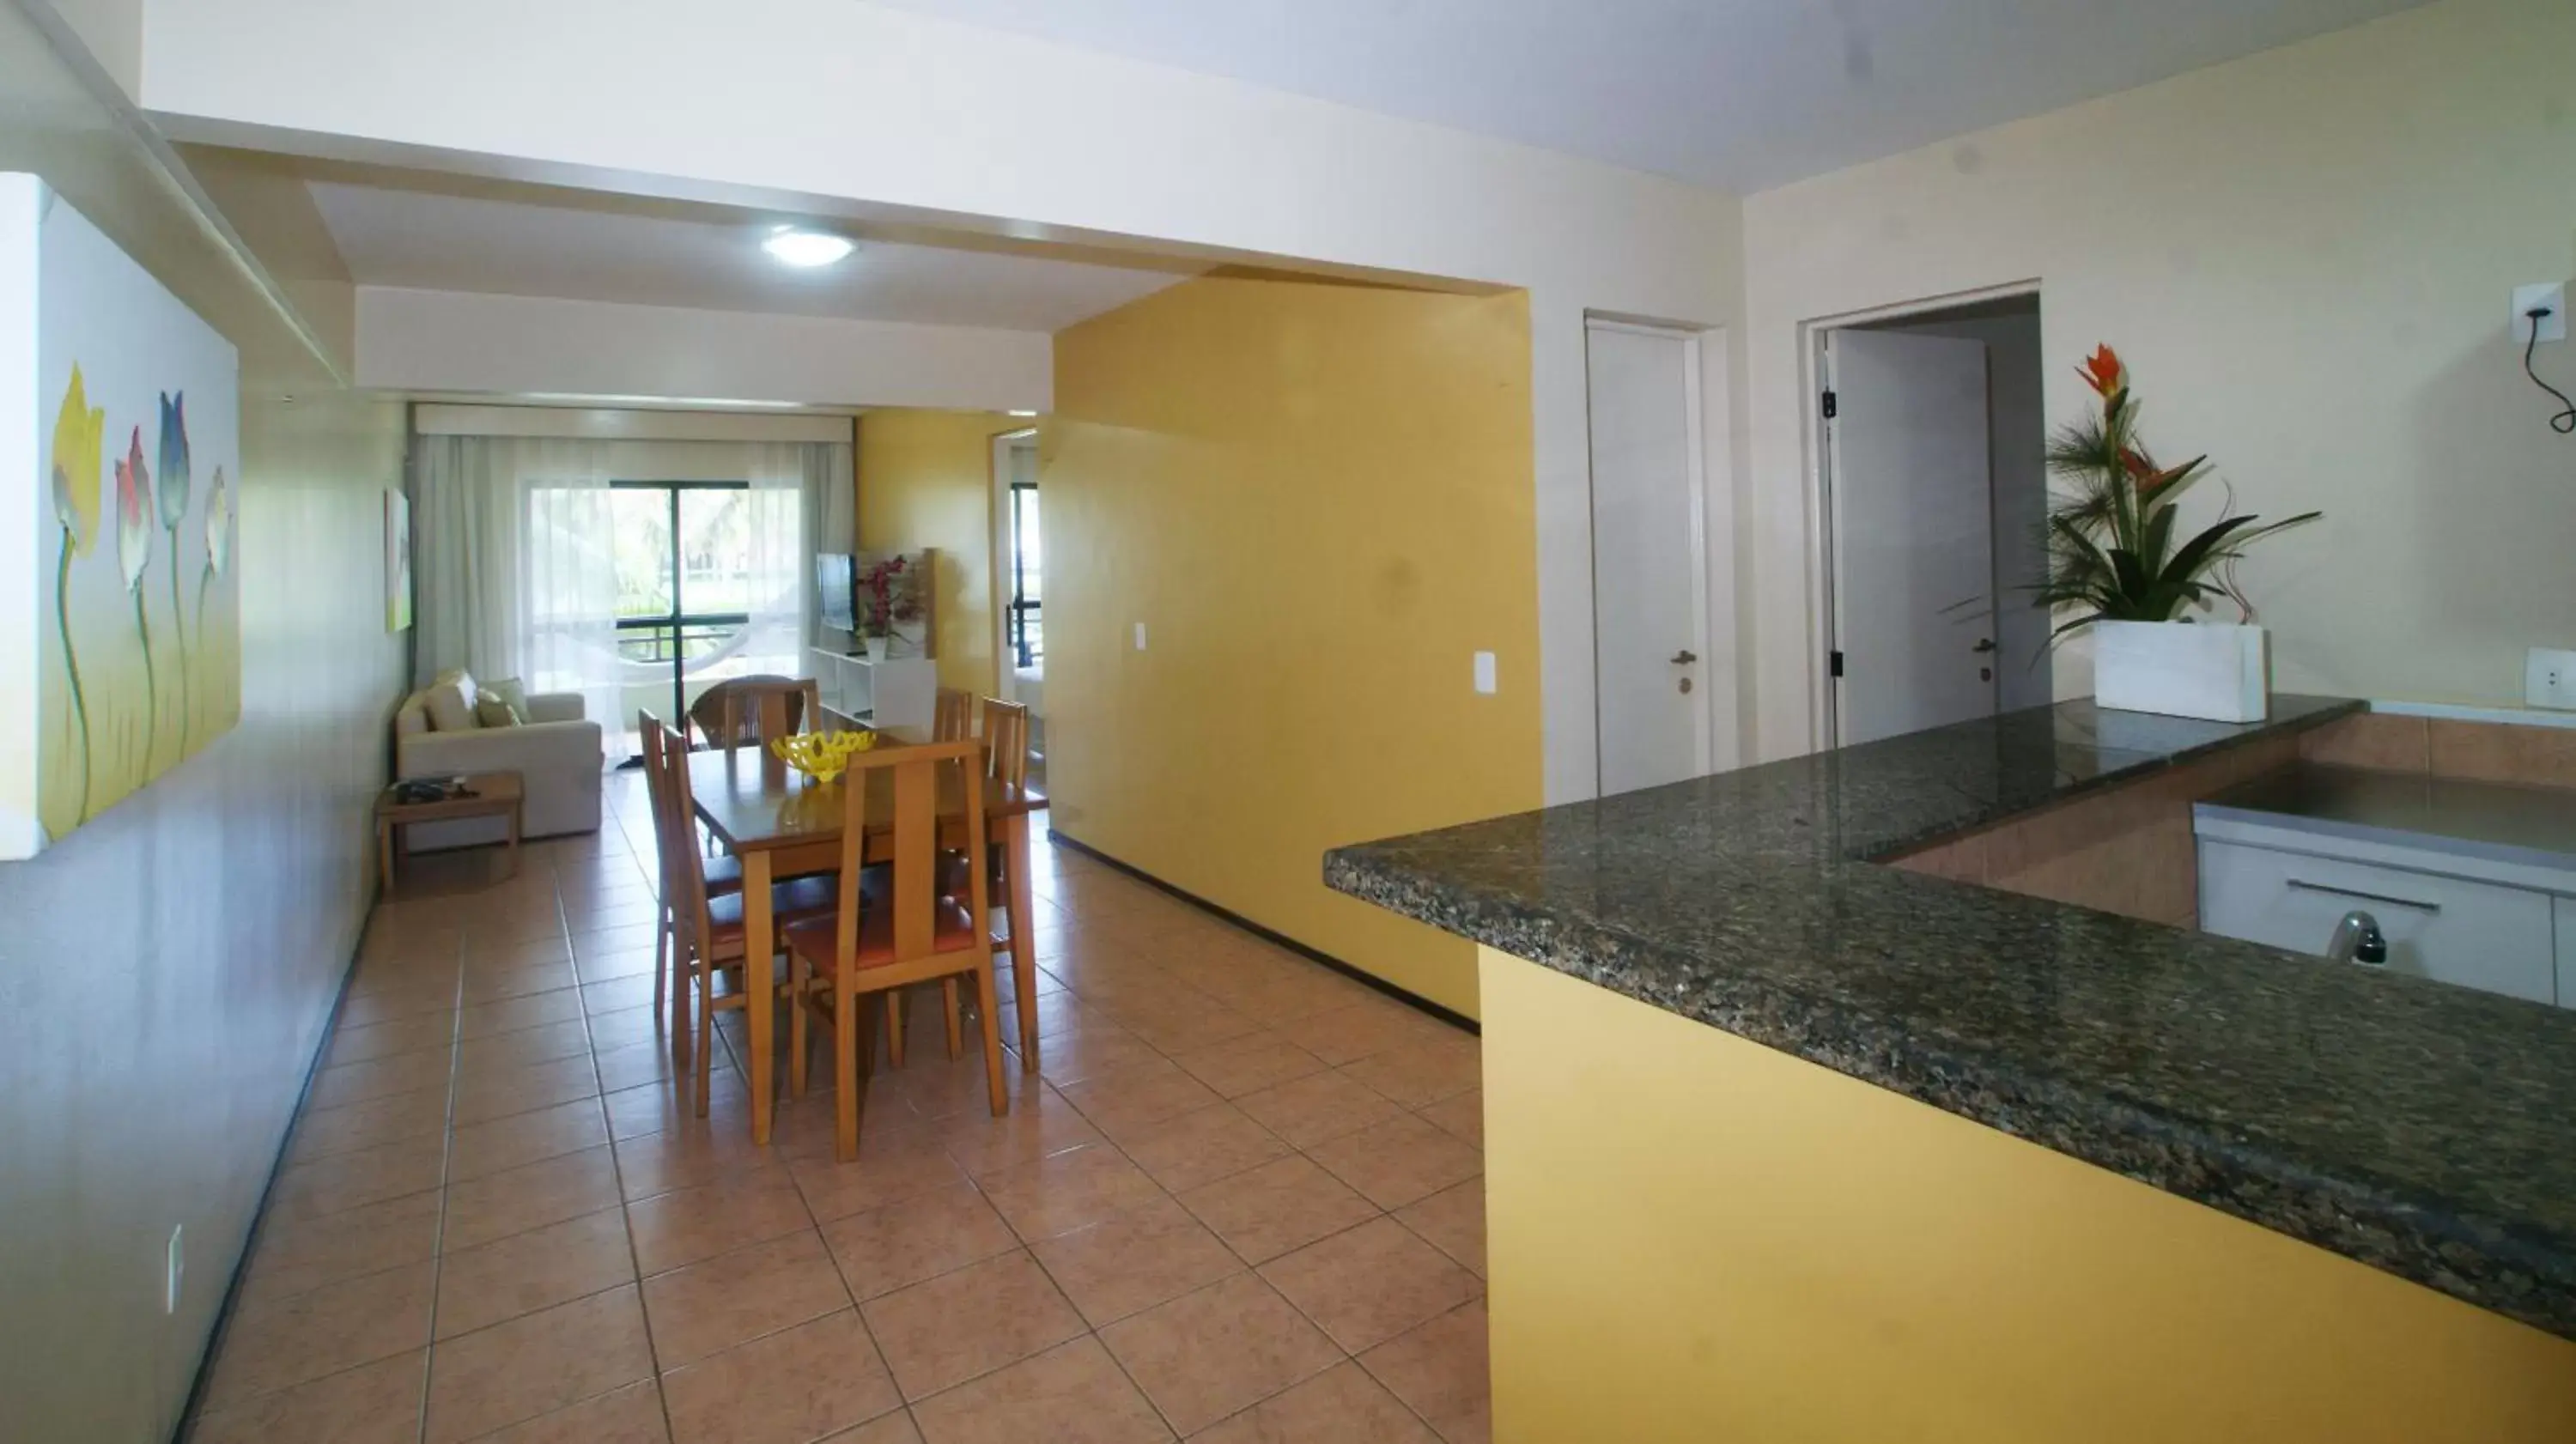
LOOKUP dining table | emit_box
[683,720,1048,1146]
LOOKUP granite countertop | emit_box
[2199,762,2576,876]
[1325,695,2576,1340]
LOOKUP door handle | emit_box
[1971,639,1996,654]
[1670,650,1698,665]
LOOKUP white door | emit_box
[1589,322,1709,795]
[1827,330,1997,747]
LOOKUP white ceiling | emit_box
[306,180,1195,331]
[867,0,2425,191]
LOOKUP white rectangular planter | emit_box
[2093,621,2269,724]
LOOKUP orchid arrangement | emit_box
[2033,345,2318,643]
[857,554,924,640]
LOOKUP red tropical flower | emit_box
[2077,344,2125,397]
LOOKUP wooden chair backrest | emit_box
[692,676,818,750]
[933,689,976,743]
[829,738,988,972]
[980,698,1030,792]
[647,716,722,957]
[638,708,680,901]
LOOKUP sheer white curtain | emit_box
[412,435,627,759]
[747,440,853,664]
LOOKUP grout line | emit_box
[410,925,466,1444]
[576,805,718,1438]
[242,799,1478,1442]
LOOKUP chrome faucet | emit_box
[2324,909,2387,966]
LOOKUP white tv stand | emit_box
[808,647,936,734]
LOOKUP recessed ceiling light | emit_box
[1008,410,1038,418]
[762,228,855,268]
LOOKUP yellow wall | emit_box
[1736,0,2576,755]
[1046,276,1540,1018]
[1480,946,2576,1441]
[856,408,1007,696]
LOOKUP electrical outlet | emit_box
[1473,651,1498,695]
[1132,622,1146,652]
[165,1226,184,1315]
[2526,647,2576,711]
[2513,283,2566,343]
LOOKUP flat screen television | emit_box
[816,552,856,633]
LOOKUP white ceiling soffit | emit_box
[307,179,1194,331]
[865,0,2427,191]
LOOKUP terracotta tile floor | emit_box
[188,772,1491,1444]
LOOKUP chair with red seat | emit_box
[653,717,839,1118]
[784,737,1005,1161]
[639,712,741,1059]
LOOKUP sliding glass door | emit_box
[612,480,799,743]
[1006,481,1042,668]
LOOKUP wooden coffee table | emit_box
[374,772,525,890]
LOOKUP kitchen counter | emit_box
[1326,695,2576,1342]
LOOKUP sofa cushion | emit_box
[422,670,480,732]
[475,692,524,728]
[393,697,431,737]
[484,676,530,714]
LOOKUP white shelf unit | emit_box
[809,647,936,734]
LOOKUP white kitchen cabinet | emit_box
[2198,838,2559,1004]
[2194,766,2576,1009]
[2560,897,2576,1014]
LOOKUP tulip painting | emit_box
[115,425,158,777]
[159,392,193,753]
[15,179,244,859]
[49,365,105,822]
[199,464,232,638]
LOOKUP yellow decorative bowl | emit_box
[769,729,877,783]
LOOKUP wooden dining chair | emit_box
[656,718,840,1116]
[783,739,1007,1160]
[960,698,1035,1050]
[690,675,819,751]
[933,688,976,742]
[639,710,743,1060]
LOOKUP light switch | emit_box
[1133,622,1147,652]
[1473,652,1498,695]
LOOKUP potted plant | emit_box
[2035,345,2318,723]
[856,554,922,662]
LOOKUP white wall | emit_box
[0,11,410,1438]
[357,286,1052,412]
[1738,0,2576,758]
[133,0,1746,803]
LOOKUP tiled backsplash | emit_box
[2304,711,2576,788]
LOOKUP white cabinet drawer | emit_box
[2198,840,2557,1004]
[2560,898,2576,1014]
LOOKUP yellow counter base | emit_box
[1479,946,2576,1442]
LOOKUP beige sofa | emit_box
[393,673,604,848]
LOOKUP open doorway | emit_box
[1819,293,2048,747]
[1587,318,1735,796]
[989,428,1043,780]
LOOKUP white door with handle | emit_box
[1589,321,1710,795]
[1826,330,1997,747]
